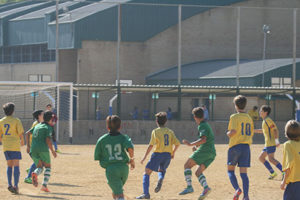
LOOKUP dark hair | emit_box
[106,115,121,132]
[233,95,247,110]
[43,111,53,122]
[285,120,300,141]
[260,105,271,115]
[32,110,43,120]
[192,107,204,119]
[3,102,15,116]
[46,104,52,108]
[253,106,258,110]
[155,112,167,126]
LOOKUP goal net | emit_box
[0,81,73,143]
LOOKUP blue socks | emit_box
[158,171,165,181]
[14,166,20,187]
[143,174,150,195]
[7,167,12,186]
[27,163,37,178]
[276,163,283,172]
[240,173,249,198]
[264,161,274,174]
[228,171,239,190]
[53,141,58,151]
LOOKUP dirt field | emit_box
[0,144,284,200]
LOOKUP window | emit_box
[41,75,51,82]
[29,74,52,82]
[271,77,291,88]
[29,74,39,82]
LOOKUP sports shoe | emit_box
[26,168,30,174]
[268,172,277,180]
[55,149,62,153]
[198,187,211,200]
[179,186,194,195]
[243,197,249,200]
[136,194,150,199]
[32,172,38,187]
[24,177,32,184]
[233,188,242,200]
[13,186,19,194]
[41,186,50,192]
[154,178,163,193]
[8,186,15,193]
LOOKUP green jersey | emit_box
[196,121,216,156]
[30,123,53,153]
[94,132,134,169]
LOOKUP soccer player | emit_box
[280,120,300,200]
[179,107,216,200]
[0,102,24,194]
[94,115,135,200]
[254,105,282,179]
[46,104,60,153]
[24,110,44,184]
[26,111,57,192]
[136,112,180,199]
[227,95,254,200]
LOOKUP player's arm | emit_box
[227,129,237,137]
[46,137,57,158]
[25,131,32,153]
[273,128,280,147]
[171,144,180,159]
[127,148,135,170]
[227,116,237,137]
[20,132,25,146]
[254,129,263,134]
[141,145,153,164]
[182,136,207,147]
[281,168,290,190]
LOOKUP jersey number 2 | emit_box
[105,144,123,161]
[4,124,10,135]
[241,123,251,136]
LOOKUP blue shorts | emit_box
[284,182,300,200]
[146,152,171,172]
[4,151,22,160]
[263,146,276,154]
[227,144,250,167]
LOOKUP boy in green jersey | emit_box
[179,107,216,200]
[26,111,57,192]
[94,115,135,200]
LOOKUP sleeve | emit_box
[228,115,237,131]
[282,143,293,171]
[149,130,156,145]
[269,119,277,130]
[46,127,52,138]
[199,125,208,137]
[29,126,35,134]
[171,131,180,145]
[124,135,134,150]
[94,139,102,161]
[17,119,24,136]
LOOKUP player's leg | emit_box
[155,152,171,193]
[32,152,44,187]
[227,145,241,197]
[25,162,36,184]
[40,152,52,192]
[116,165,129,200]
[267,151,282,172]
[238,144,251,200]
[106,165,126,200]
[12,159,20,194]
[195,164,211,200]
[259,149,275,178]
[179,158,197,195]
[6,155,14,193]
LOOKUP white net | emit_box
[0,82,73,143]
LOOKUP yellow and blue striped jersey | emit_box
[283,140,300,184]
[228,113,254,148]
[262,117,278,147]
[0,116,24,152]
[149,127,180,154]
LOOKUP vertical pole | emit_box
[292,9,297,119]
[153,98,157,119]
[177,5,182,120]
[262,32,266,87]
[211,98,214,121]
[116,3,121,117]
[69,84,73,144]
[236,7,240,94]
[94,91,97,120]
[56,86,60,142]
[55,0,59,81]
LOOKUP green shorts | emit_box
[106,163,129,195]
[31,151,51,165]
[189,150,216,168]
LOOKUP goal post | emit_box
[0,81,73,143]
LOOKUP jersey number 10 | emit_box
[241,123,251,136]
[105,144,123,161]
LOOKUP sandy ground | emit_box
[0,144,284,200]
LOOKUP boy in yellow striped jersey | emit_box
[0,103,24,194]
[254,105,282,180]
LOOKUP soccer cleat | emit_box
[268,172,277,180]
[41,186,50,192]
[26,168,30,174]
[24,177,32,184]
[243,197,250,200]
[233,188,242,200]
[32,172,38,187]
[136,194,150,199]
[12,186,19,194]
[154,178,163,193]
[55,149,62,153]
[198,187,211,200]
[179,186,194,195]
[8,186,15,193]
